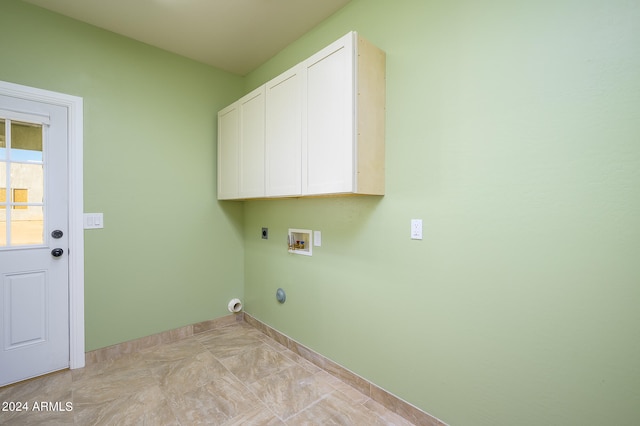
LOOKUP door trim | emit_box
[0,80,85,370]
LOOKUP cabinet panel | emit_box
[265,66,302,197]
[217,105,239,200]
[217,87,265,200]
[303,35,355,195]
[238,87,265,198]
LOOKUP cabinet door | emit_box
[217,103,240,199]
[238,87,265,198]
[265,65,302,197]
[303,33,355,195]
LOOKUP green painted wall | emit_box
[2,0,639,424]
[243,1,640,425]
[0,0,246,351]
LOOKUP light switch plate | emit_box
[84,213,104,229]
[314,231,322,247]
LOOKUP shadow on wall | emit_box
[217,199,245,239]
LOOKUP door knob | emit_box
[51,248,64,257]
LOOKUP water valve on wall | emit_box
[287,228,312,256]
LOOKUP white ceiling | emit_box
[22,0,351,75]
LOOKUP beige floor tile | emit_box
[0,369,72,402]
[0,322,419,425]
[0,406,74,426]
[281,349,324,374]
[196,326,266,359]
[286,390,385,426]
[167,377,258,425]
[331,378,371,405]
[73,352,150,384]
[250,364,335,421]
[0,371,73,425]
[225,403,286,425]
[140,337,207,364]
[363,398,419,426]
[72,367,158,405]
[152,350,229,395]
[73,385,174,425]
[220,344,298,384]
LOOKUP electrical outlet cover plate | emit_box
[411,219,422,240]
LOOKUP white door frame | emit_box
[0,80,85,370]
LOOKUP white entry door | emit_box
[0,94,69,386]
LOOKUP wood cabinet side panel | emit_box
[355,35,386,195]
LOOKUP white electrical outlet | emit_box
[411,219,422,240]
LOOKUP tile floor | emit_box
[0,322,415,425]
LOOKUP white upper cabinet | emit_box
[303,34,355,195]
[301,31,386,196]
[217,31,385,200]
[238,87,265,198]
[217,86,265,200]
[265,65,303,197]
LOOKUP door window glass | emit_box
[0,119,5,160]
[0,119,44,247]
[0,119,4,245]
